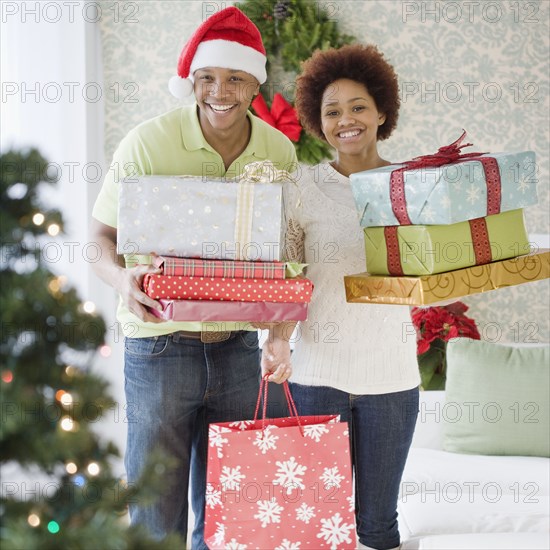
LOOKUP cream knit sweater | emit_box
[284,162,420,395]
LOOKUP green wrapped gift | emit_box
[364,209,530,276]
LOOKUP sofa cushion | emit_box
[398,492,549,540]
[442,339,550,457]
[402,448,550,499]
[400,447,550,540]
[410,391,445,450]
[401,532,550,549]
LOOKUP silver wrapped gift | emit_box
[117,163,289,261]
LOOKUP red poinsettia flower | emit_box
[411,301,480,355]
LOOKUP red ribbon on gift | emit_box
[251,93,302,142]
[389,130,501,225]
[468,218,493,265]
[384,227,405,276]
[384,217,493,276]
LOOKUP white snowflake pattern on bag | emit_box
[347,494,355,513]
[254,497,284,527]
[253,425,279,454]
[205,483,222,509]
[209,425,231,458]
[273,456,307,494]
[316,512,354,549]
[320,466,345,489]
[228,420,255,430]
[295,502,316,524]
[219,465,245,491]
[275,539,302,550]
[327,415,340,423]
[225,538,247,549]
[212,523,225,547]
[303,423,329,442]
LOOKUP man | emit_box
[90,7,297,548]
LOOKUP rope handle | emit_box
[253,375,304,436]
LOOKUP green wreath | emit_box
[236,0,355,164]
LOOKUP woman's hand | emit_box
[261,336,292,384]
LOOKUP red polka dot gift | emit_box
[142,273,313,303]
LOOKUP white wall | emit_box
[1,1,126,474]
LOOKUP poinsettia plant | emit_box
[411,302,481,390]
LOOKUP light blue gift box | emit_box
[350,151,538,227]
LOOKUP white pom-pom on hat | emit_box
[168,75,194,99]
[168,6,267,100]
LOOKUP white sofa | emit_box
[398,390,550,549]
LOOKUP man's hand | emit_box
[89,219,165,323]
[261,336,292,384]
[116,264,165,323]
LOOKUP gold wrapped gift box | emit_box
[344,250,549,306]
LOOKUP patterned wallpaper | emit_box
[100,0,549,342]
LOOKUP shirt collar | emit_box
[180,104,266,159]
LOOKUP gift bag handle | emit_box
[254,375,304,436]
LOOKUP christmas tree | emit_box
[0,149,183,548]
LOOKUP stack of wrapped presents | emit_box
[117,162,312,321]
[344,132,549,305]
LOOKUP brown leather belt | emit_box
[172,330,232,343]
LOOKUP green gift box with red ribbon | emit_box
[364,209,530,276]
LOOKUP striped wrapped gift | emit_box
[153,256,286,279]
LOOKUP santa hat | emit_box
[168,7,267,99]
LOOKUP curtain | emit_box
[1,1,105,299]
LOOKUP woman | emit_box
[284,44,420,550]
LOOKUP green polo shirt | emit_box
[92,104,298,338]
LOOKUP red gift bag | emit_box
[204,378,356,549]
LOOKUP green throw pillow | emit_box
[443,339,550,457]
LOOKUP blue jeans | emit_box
[124,330,260,549]
[289,383,419,550]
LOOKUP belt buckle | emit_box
[200,330,231,343]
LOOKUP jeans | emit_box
[289,382,419,550]
[124,330,260,549]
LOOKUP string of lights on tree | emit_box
[0,149,182,548]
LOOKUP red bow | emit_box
[251,93,302,142]
[388,130,497,229]
[402,130,487,170]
